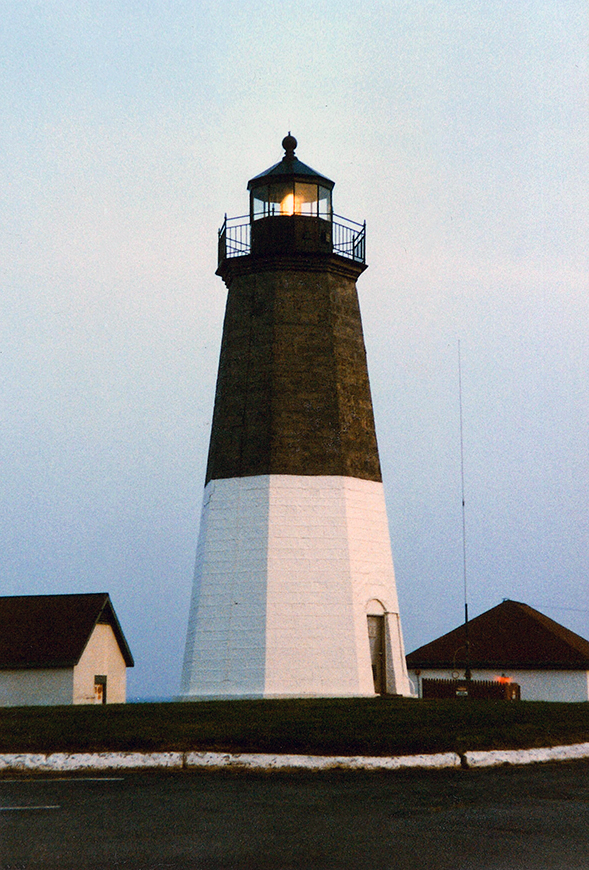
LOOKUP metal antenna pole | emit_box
[458,340,471,681]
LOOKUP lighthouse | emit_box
[181,135,411,698]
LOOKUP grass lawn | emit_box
[1,697,589,756]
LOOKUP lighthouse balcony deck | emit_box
[218,213,366,266]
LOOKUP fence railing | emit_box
[218,213,366,265]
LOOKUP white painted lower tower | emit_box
[181,135,411,699]
[182,475,409,697]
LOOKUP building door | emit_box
[367,615,385,695]
[94,675,107,704]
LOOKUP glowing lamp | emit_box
[281,192,295,215]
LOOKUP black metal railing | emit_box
[218,214,250,263]
[218,213,366,265]
[332,214,366,262]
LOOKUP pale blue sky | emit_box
[1,1,587,698]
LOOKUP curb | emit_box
[464,742,589,769]
[1,744,589,773]
[0,752,184,773]
[184,751,460,771]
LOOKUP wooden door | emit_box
[94,675,107,704]
[367,615,385,695]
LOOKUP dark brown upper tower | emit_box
[206,136,381,485]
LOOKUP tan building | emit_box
[0,593,134,706]
[406,600,589,702]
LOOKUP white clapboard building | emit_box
[406,599,589,702]
[0,593,134,706]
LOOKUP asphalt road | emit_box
[2,761,589,869]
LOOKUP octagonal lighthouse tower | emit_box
[181,135,411,698]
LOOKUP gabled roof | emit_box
[406,600,589,671]
[0,593,134,670]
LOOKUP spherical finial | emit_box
[282,132,297,157]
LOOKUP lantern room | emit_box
[217,134,366,269]
[248,134,333,221]
[247,133,334,256]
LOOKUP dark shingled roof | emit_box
[247,153,334,189]
[406,600,589,671]
[0,593,134,670]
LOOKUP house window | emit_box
[94,675,107,704]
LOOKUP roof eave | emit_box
[247,158,334,190]
[0,661,77,670]
[407,660,589,671]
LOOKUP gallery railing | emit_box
[218,213,366,266]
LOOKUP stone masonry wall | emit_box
[205,255,382,484]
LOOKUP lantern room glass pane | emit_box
[294,182,318,215]
[251,181,332,220]
[318,186,332,219]
[252,188,267,220]
[269,182,295,215]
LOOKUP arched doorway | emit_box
[366,600,386,695]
